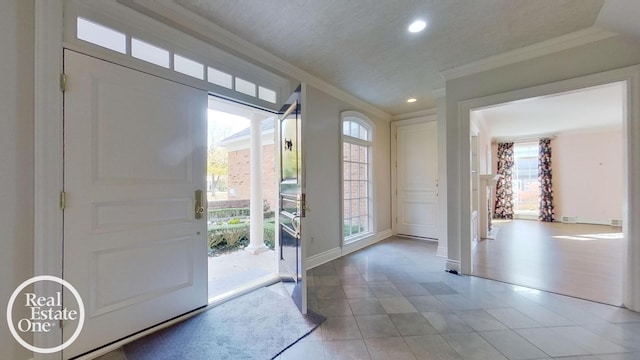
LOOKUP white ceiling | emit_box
[474,81,624,140]
[121,0,640,116]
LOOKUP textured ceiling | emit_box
[476,82,624,139]
[169,0,604,115]
[117,0,604,115]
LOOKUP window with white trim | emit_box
[342,112,374,243]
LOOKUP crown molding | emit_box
[596,0,640,38]
[122,0,391,121]
[391,107,437,122]
[440,27,618,81]
[432,87,446,99]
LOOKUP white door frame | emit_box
[391,114,437,238]
[457,66,640,311]
[34,1,64,358]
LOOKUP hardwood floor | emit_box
[473,219,624,305]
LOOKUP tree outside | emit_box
[208,145,228,198]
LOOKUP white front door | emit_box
[396,121,438,239]
[63,50,208,358]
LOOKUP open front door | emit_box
[277,85,307,314]
[63,50,208,358]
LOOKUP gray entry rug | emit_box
[123,283,324,360]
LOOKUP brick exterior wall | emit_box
[227,144,277,211]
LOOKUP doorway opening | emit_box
[206,96,278,302]
[469,81,626,305]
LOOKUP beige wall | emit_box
[304,85,391,257]
[553,129,623,223]
[0,0,34,358]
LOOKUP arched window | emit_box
[341,111,374,243]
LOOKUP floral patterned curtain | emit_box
[494,142,514,219]
[538,138,554,222]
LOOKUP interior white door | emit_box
[396,121,438,239]
[63,50,208,358]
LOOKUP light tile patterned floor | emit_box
[278,236,640,360]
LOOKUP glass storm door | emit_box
[278,84,307,313]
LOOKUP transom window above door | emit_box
[66,6,289,112]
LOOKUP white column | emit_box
[246,114,267,254]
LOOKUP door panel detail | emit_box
[396,122,438,238]
[63,50,207,358]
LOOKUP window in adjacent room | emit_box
[512,142,540,214]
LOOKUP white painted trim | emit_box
[34,1,64,358]
[446,259,461,272]
[306,229,393,269]
[391,107,437,122]
[456,66,640,311]
[343,229,393,257]
[440,27,618,81]
[432,88,446,99]
[559,217,621,226]
[596,0,640,39]
[306,247,342,270]
[390,115,438,237]
[123,0,391,121]
[307,229,393,270]
[436,245,448,258]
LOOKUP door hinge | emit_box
[60,191,66,210]
[60,73,67,92]
[299,193,307,217]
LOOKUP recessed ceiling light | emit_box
[407,98,417,103]
[408,20,426,33]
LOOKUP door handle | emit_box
[292,213,301,238]
[195,190,205,219]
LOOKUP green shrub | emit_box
[208,218,277,255]
[263,219,276,250]
[208,207,250,222]
[343,224,364,237]
[208,223,250,256]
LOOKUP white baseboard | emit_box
[306,247,342,270]
[305,229,393,269]
[436,245,448,258]
[342,229,392,257]
[446,259,461,272]
[559,217,621,226]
